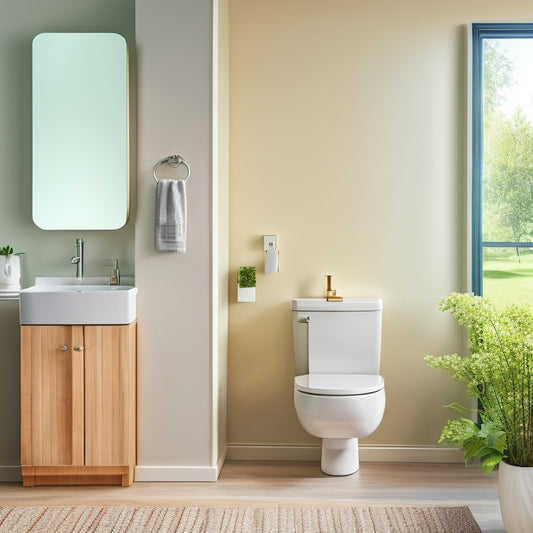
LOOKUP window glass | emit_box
[472,25,533,307]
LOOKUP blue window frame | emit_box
[471,23,533,297]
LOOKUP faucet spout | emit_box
[71,238,84,282]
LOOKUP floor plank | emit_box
[0,461,504,532]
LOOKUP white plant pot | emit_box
[499,461,533,533]
[237,286,256,303]
[0,255,21,291]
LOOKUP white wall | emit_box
[135,0,227,481]
[214,0,230,468]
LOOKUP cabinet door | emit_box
[20,326,84,466]
[84,323,136,466]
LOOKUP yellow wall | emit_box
[227,0,533,451]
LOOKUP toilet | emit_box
[292,298,385,476]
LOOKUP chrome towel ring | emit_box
[153,155,191,184]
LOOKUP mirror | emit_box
[32,33,129,230]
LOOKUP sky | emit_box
[496,38,533,123]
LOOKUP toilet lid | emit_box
[294,374,384,396]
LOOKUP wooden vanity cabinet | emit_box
[20,322,136,486]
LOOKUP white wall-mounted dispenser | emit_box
[264,235,279,274]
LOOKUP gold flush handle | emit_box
[325,274,343,302]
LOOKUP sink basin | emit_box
[19,277,137,325]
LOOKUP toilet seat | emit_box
[294,374,384,396]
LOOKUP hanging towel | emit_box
[155,179,187,253]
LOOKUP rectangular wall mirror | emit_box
[32,33,129,230]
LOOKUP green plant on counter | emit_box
[237,266,256,288]
[0,245,25,256]
[425,292,533,473]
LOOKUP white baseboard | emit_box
[135,465,220,482]
[358,445,464,463]
[0,465,22,482]
[135,445,227,482]
[216,444,227,475]
[227,444,321,461]
[226,444,464,463]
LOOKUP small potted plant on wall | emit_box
[425,292,533,533]
[237,266,256,302]
[0,245,25,292]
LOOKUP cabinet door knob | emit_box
[73,345,84,352]
[60,345,68,351]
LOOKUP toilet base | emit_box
[320,438,359,476]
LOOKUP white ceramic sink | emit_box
[19,277,137,325]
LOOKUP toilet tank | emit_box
[291,298,383,375]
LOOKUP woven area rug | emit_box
[0,505,481,533]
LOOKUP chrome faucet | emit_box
[70,238,84,282]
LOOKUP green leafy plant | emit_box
[237,266,256,288]
[0,245,25,257]
[425,292,533,473]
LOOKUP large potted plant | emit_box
[425,292,533,533]
[0,245,25,292]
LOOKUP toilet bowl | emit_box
[294,373,385,475]
[291,297,386,476]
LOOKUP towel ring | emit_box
[153,155,191,184]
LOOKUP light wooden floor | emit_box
[0,461,504,533]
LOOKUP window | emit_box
[471,23,533,307]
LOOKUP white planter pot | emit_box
[0,255,21,291]
[237,286,256,302]
[499,461,533,533]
